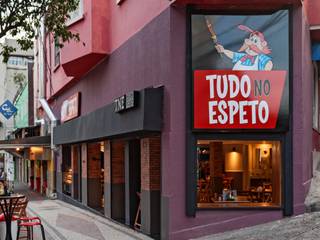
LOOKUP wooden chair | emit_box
[0,197,29,240]
[14,198,33,240]
[17,217,46,240]
[0,197,28,219]
[134,192,141,231]
[14,197,28,218]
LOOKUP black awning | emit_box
[53,87,163,145]
[0,136,51,149]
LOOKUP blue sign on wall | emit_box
[0,100,18,120]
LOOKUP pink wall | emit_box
[61,0,109,64]
[304,0,320,26]
[45,33,73,99]
[45,0,171,100]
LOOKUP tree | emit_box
[13,72,26,90]
[0,0,80,61]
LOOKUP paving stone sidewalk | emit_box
[15,183,152,240]
[194,212,320,240]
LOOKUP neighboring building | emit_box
[0,39,34,189]
[31,0,320,239]
[0,39,33,139]
[0,39,52,197]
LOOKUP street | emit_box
[194,211,320,240]
[14,183,151,240]
[14,182,320,240]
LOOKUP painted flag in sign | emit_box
[0,100,17,120]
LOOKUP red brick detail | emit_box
[87,143,101,179]
[141,137,161,191]
[104,141,111,184]
[111,141,125,184]
[210,142,224,177]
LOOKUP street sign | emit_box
[0,100,18,119]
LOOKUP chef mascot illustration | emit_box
[215,25,273,71]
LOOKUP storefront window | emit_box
[87,142,105,213]
[197,140,281,208]
[62,146,72,196]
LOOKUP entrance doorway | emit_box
[62,146,72,196]
[87,142,105,213]
[109,137,161,239]
[125,140,141,228]
[72,145,82,201]
[109,139,141,226]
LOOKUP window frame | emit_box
[7,55,29,69]
[66,0,84,26]
[313,61,320,132]
[116,0,125,5]
[54,37,61,68]
[186,6,293,217]
[195,136,284,210]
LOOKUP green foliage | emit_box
[0,0,80,61]
[13,72,26,90]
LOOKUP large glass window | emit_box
[7,56,29,67]
[197,140,281,208]
[62,146,72,196]
[54,37,60,67]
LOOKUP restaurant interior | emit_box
[197,140,282,208]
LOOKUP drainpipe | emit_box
[39,98,58,150]
[38,17,59,198]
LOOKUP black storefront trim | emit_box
[53,87,164,145]
[197,206,283,211]
[0,136,51,147]
[186,6,293,217]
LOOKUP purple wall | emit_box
[51,5,313,240]
[292,6,313,208]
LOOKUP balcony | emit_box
[304,0,320,41]
[60,0,109,78]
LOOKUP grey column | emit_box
[81,143,88,205]
[55,146,63,194]
[104,141,112,218]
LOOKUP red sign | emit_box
[194,70,287,129]
[61,92,81,123]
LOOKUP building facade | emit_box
[36,0,320,239]
[0,39,33,140]
[0,39,35,191]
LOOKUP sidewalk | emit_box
[15,183,152,240]
[194,212,320,240]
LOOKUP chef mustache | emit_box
[239,42,264,54]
